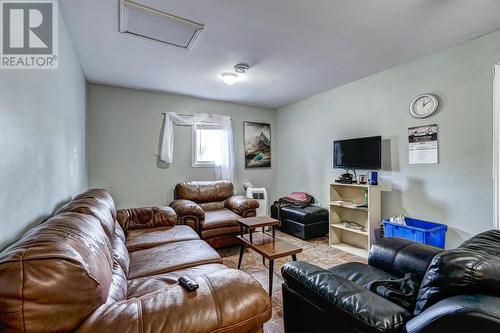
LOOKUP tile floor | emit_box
[218,231,366,333]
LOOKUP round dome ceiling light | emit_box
[234,63,249,74]
[220,72,239,85]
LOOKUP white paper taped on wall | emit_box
[408,125,438,164]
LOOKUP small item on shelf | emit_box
[336,172,355,184]
[389,215,406,225]
[334,200,353,205]
[358,175,367,184]
[341,219,366,232]
[369,171,378,185]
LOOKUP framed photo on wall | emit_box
[244,122,271,168]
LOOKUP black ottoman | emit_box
[271,204,329,240]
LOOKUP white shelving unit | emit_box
[329,183,381,258]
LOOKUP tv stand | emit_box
[329,182,381,258]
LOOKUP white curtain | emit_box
[212,115,235,182]
[157,112,235,182]
[158,112,209,164]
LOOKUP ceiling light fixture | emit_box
[220,63,250,85]
[234,63,249,74]
[220,72,239,85]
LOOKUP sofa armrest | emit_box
[282,261,411,333]
[169,199,205,220]
[406,295,500,333]
[75,269,272,333]
[116,206,177,231]
[225,195,259,216]
[368,237,443,280]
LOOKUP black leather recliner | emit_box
[281,230,500,333]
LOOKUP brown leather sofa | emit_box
[0,189,271,333]
[170,181,259,248]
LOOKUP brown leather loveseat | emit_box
[170,181,259,248]
[0,189,271,333]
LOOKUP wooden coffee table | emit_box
[236,217,302,296]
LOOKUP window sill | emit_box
[192,162,216,168]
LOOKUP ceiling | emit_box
[60,0,500,109]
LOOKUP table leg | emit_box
[239,224,244,237]
[262,256,265,266]
[249,227,253,243]
[272,225,276,238]
[268,260,274,296]
[292,254,297,261]
[238,245,245,269]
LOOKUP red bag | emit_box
[279,192,314,208]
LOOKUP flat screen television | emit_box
[333,136,382,170]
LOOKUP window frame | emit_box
[191,122,222,168]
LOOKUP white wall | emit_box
[0,13,87,249]
[277,30,500,248]
[87,84,276,209]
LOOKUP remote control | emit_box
[178,276,199,292]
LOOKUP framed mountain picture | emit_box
[244,122,271,168]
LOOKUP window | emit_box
[192,123,223,167]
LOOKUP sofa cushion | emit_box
[106,262,128,304]
[56,189,117,244]
[125,225,199,252]
[282,261,412,332]
[415,246,500,315]
[415,230,500,316]
[115,221,126,242]
[202,208,241,230]
[77,269,272,333]
[128,239,222,279]
[328,262,397,287]
[225,195,260,215]
[169,199,206,220]
[117,206,177,231]
[0,212,113,333]
[113,227,130,276]
[369,237,442,280]
[199,201,225,211]
[459,229,500,254]
[127,263,227,297]
[175,180,234,203]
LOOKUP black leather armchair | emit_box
[282,230,500,333]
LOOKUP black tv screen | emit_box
[333,136,381,170]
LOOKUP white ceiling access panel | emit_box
[119,0,204,50]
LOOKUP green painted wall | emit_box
[87,84,276,208]
[277,30,500,248]
[0,13,87,249]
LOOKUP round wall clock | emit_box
[409,94,439,118]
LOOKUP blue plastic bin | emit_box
[382,217,447,248]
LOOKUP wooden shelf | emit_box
[331,243,368,258]
[329,183,381,257]
[331,223,368,236]
[236,232,302,260]
[329,183,380,189]
[330,201,368,211]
